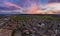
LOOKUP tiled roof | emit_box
[0,29,12,36]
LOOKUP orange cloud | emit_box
[25,3,41,14]
[25,2,60,14]
[24,2,58,14]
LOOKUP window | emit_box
[57,25,60,27]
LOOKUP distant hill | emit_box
[0,14,60,17]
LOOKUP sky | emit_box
[0,0,60,14]
[0,0,48,8]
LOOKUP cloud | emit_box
[4,2,21,9]
[42,2,60,14]
[23,2,60,14]
[48,0,60,3]
[1,0,60,14]
[3,2,23,12]
[45,3,60,10]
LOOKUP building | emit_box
[52,21,60,36]
[0,29,12,36]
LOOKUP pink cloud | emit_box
[45,3,60,10]
[4,2,21,9]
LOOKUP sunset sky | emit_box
[0,0,60,14]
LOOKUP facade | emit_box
[2,18,17,30]
[52,21,60,36]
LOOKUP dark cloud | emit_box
[0,6,19,10]
[48,0,60,3]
